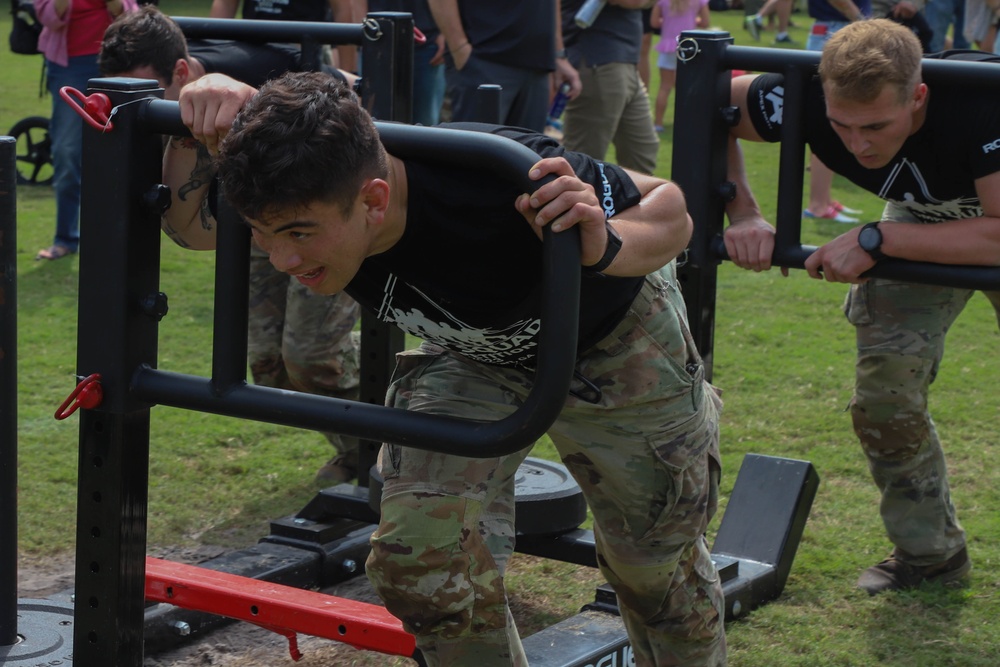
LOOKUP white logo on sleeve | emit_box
[598,163,616,218]
[765,86,785,125]
[983,138,1000,153]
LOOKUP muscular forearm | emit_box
[601,175,693,277]
[880,218,1000,266]
[161,136,219,251]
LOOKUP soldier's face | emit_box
[824,82,928,170]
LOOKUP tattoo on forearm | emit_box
[199,198,214,233]
[173,140,215,203]
[160,220,193,248]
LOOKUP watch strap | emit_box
[585,221,623,274]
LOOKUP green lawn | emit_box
[3,4,1000,666]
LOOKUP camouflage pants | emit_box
[366,263,726,666]
[844,202,1000,565]
[248,245,362,456]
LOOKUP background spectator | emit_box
[34,0,137,260]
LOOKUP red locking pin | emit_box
[55,373,104,420]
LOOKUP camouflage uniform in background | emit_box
[366,261,727,667]
[846,202,1000,566]
[247,245,362,468]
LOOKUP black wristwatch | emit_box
[858,222,885,261]
[586,221,623,274]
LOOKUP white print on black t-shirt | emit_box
[765,86,784,125]
[754,85,785,135]
[251,0,290,13]
[598,163,617,218]
[878,158,982,223]
[376,273,541,366]
[984,138,1000,154]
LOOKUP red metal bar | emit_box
[144,557,416,660]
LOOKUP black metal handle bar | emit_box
[709,236,1000,290]
[132,99,582,457]
[675,35,1000,290]
[171,16,366,45]
[694,39,1000,85]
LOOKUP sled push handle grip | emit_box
[708,235,1000,290]
[132,102,581,458]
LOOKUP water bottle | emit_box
[548,83,571,123]
[574,0,607,28]
[545,83,572,138]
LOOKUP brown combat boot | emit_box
[857,548,971,596]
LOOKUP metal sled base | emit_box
[138,453,817,666]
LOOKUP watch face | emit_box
[859,226,881,251]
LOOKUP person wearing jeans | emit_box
[925,0,970,51]
[35,0,137,260]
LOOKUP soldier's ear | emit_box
[174,59,191,88]
[912,82,928,111]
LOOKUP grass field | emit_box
[4,4,1000,666]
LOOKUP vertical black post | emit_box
[300,35,323,73]
[0,136,17,647]
[773,66,807,261]
[475,84,503,124]
[211,198,251,393]
[355,12,412,487]
[73,78,165,667]
[671,31,734,381]
[360,12,413,123]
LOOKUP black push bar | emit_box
[172,16,365,45]
[709,237,1000,290]
[674,32,1000,291]
[132,99,581,457]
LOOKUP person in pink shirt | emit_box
[651,0,710,133]
[34,0,137,260]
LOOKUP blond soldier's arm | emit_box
[723,74,782,273]
[805,170,1000,282]
[161,136,219,250]
[878,169,1000,265]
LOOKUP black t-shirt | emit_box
[344,123,644,367]
[241,0,330,22]
[452,0,555,72]
[746,73,1000,223]
[190,40,346,91]
[562,0,642,67]
[189,40,301,88]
